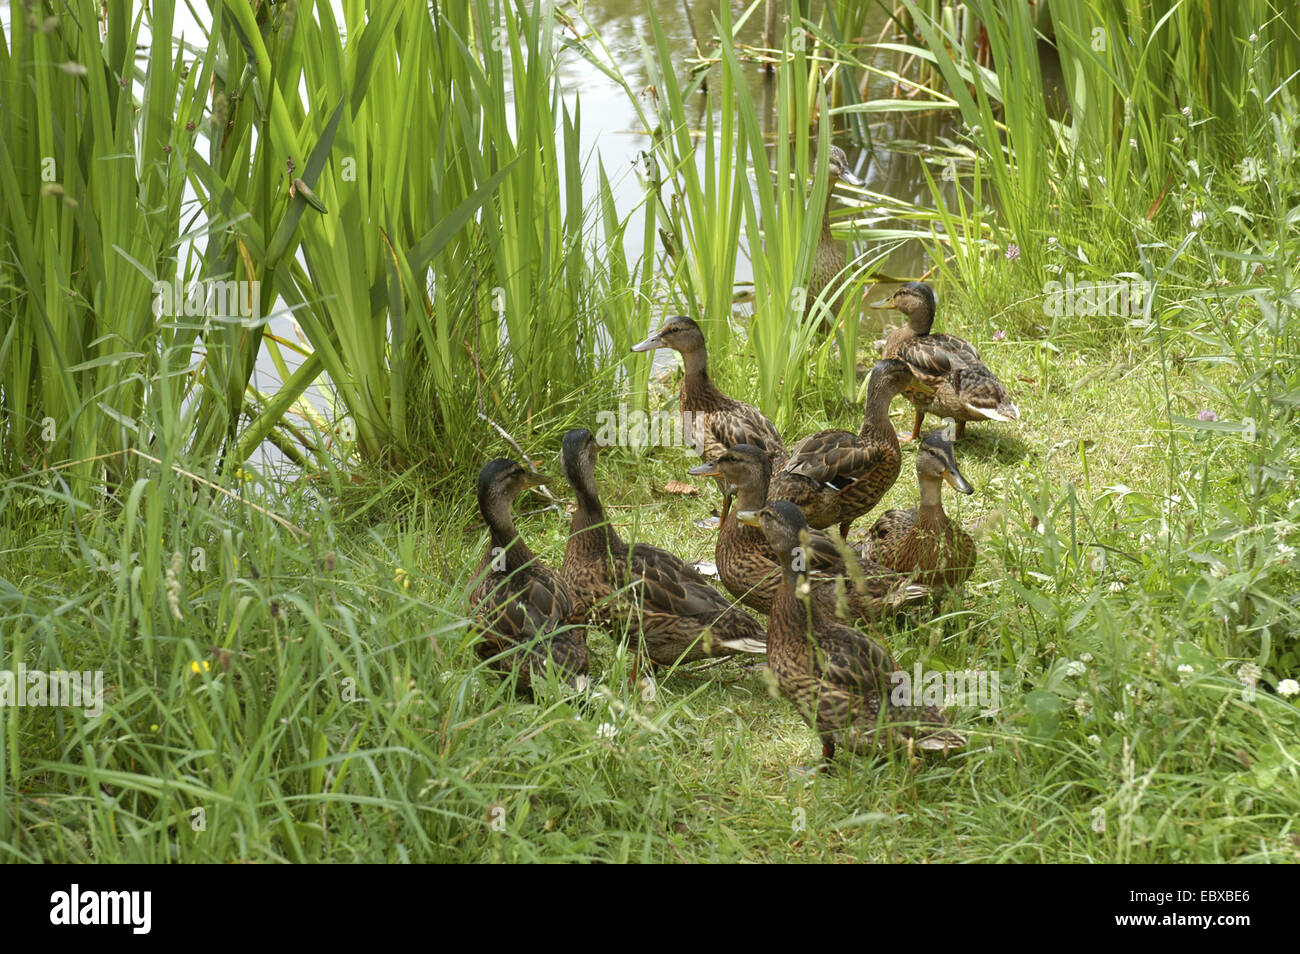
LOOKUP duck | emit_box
[871,281,1019,441]
[807,145,864,326]
[558,429,766,667]
[631,315,786,468]
[768,358,926,539]
[688,443,930,619]
[469,459,590,693]
[738,501,966,762]
[865,432,977,588]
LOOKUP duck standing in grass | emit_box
[559,429,766,667]
[469,459,589,693]
[630,314,786,468]
[807,145,864,326]
[768,358,926,539]
[872,281,1019,441]
[866,432,977,588]
[689,443,930,619]
[739,501,966,763]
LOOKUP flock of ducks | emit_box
[470,278,1019,766]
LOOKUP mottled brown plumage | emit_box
[866,432,977,588]
[873,281,1019,441]
[469,459,589,693]
[689,444,931,619]
[768,359,922,538]
[739,502,966,762]
[807,145,863,326]
[631,315,785,468]
[559,429,765,665]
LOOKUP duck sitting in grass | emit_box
[872,281,1019,441]
[559,429,766,668]
[689,443,930,620]
[469,459,589,694]
[865,431,976,589]
[768,358,927,539]
[738,501,966,764]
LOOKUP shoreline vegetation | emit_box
[1,0,1296,862]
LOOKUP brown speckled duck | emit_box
[866,431,976,588]
[872,281,1019,441]
[631,315,786,468]
[688,444,930,619]
[469,459,589,693]
[559,429,766,666]
[768,358,926,538]
[739,501,966,762]
[807,145,864,325]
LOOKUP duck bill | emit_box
[944,469,974,494]
[522,471,551,488]
[837,168,864,188]
[868,297,894,310]
[735,508,762,528]
[687,461,723,478]
[630,331,663,353]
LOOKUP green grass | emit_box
[3,269,1296,861]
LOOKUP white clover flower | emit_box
[1277,679,1299,698]
[1182,106,1193,118]
[1064,660,1087,678]
[1088,733,1102,748]
[1112,710,1127,724]
[1079,652,1094,663]
[1109,581,1127,594]
[1249,33,1258,43]
[1047,236,1058,247]
[1177,663,1195,675]
[1074,696,1093,716]
[595,722,617,740]
[1190,210,1207,229]
[1237,663,1262,687]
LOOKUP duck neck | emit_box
[860,377,902,440]
[771,561,812,643]
[907,307,934,336]
[483,497,534,571]
[820,185,836,238]
[729,482,769,544]
[679,346,723,408]
[916,476,947,527]
[567,467,611,547]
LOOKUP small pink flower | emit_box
[1197,409,1217,422]
[1005,244,1020,261]
[993,329,1006,341]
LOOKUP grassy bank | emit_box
[1,0,1297,862]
